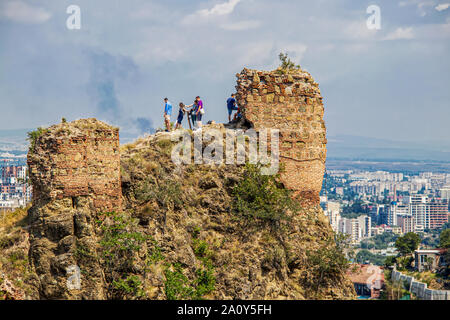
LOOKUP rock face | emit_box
[119,131,356,300]
[236,68,327,204]
[26,119,121,299]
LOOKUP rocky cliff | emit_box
[0,68,356,300]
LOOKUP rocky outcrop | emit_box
[26,119,121,299]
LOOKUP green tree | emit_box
[439,229,450,248]
[384,256,397,268]
[355,249,386,265]
[395,233,421,256]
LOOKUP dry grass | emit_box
[0,206,30,233]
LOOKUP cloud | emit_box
[220,20,261,31]
[182,0,243,25]
[133,117,154,134]
[198,0,242,17]
[383,27,415,40]
[234,41,274,68]
[435,3,450,11]
[0,1,51,24]
[342,20,377,40]
[398,0,436,16]
[134,29,189,64]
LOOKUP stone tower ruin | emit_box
[27,118,121,299]
[236,68,327,204]
[28,118,122,211]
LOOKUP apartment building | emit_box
[397,214,415,234]
[358,215,372,238]
[326,201,341,233]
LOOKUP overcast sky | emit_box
[0,0,449,142]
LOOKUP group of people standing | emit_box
[163,96,204,132]
[162,93,240,132]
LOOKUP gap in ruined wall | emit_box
[71,196,78,209]
[224,115,254,130]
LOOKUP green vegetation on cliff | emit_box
[232,164,296,229]
[27,127,48,153]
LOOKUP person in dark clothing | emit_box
[175,103,188,130]
[185,100,198,129]
[227,93,238,122]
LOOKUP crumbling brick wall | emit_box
[26,118,121,299]
[236,68,327,204]
[28,118,122,212]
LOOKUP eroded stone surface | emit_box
[27,119,121,299]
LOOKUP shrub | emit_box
[164,229,216,300]
[192,239,209,258]
[384,256,397,268]
[440,229,450,248]
[148,238,164,263]
[156,139,174,155]
[303,233,350,297]
[99,212,147,267]
[112,275,144,299]
[192,265,215,299]
[396,256,414,271]
[164,263,215,300]
[135,179,183,210]
[277,52,301,73]
[27,127,48,153]
[98,211,149,299]
[164,263,195,300]
[232,164,298,229]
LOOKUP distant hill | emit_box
[327,134,450,162]
[0,128,30,155]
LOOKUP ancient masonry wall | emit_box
[27,119,121,299]
[28,119,122,212]
[236,68,327,204]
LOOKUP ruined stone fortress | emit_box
[26,67,327,298]
[28,67,326,220]
[236,68,327,203]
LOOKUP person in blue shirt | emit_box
[163,97,172,132]
[227,93,238,122]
